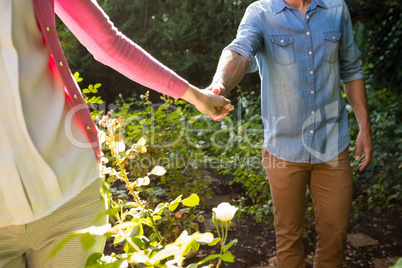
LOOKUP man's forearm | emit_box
[212,50,249,96]
[344,78,373,170]
[343,79,371,131]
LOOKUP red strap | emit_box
[31,0,101,161]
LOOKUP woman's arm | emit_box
[55,0,233,118]
[55,0,188,99]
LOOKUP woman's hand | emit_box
[181,85,234,121]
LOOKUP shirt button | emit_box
[86,125,92,130]
[46,26,51,32]
[306,15,310,20]
[74,94,78,99]
[311,91,315,95]
[332,36,336,40]
[311,111,315,115]
[280,39,284,43]
[306,31,310,36]
[59,61,64,66]
[310,70,314,75]
[310,130,314,134]
[309,51,312,55]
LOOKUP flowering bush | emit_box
[49,74,240,267]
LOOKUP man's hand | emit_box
[207,83,227,97]
[195,89,234,121]
[205,83,233,120]
[181,85,234,121]
[343,78,373,172]
[355,128,374,171]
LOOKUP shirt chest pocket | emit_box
[322,31,342,63]
[270,35,296,66]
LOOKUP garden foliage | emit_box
[49,73,242,267]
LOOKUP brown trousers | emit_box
[262,148,353,268]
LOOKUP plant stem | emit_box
[112,150,165,245]
[117,228,150,264]
[216,258,222,268]
[220,221,226,252]
[216,220,229,268]
[113,151,143,208]
[147,209,166,245]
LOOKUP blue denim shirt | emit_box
[226,0,364,163]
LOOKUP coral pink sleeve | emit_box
[54,0,189,99]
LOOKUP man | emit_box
[209,0,373,267]
[0,0,232,267]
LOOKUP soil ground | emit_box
[190,170,402,268]
[192,208,401,267]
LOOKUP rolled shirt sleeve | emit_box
[224,4,264,73]
[339,1,364,84]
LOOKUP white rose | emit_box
[212,202,238,222]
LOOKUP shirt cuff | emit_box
[224,45,258,73]
[340,70,364,84]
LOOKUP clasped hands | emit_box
[182,83,232,121]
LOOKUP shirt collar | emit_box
[312,0,328,9]
[272,0,328,14]
[272,0,287,14]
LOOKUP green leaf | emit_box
[183,243,193,256]
[94,83,102,89]
[81,233,96,250]
[149,233,157,242]
[186,264,198,268]
[198,254,221,264]
[191,242,200,252]
[113,236,124,246]
[48,233,78,259]
[149,245,181,264]
[222,239,238,252]
[212,213,218,226]
[123,242,130,254]
[85,252,103,267]
[136,176,150,187]
[168,195,182,211]
[132,237,146,249]
[137,137,146,145]
[208,238,221,246]
[150,166,166,176]
[221,252,235,263]
[182,194,200,207]
[73,72,83,82]
[144,216,162,227]
[129,223,143,237]
[390,258,402,268]
[154,202,167,215]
